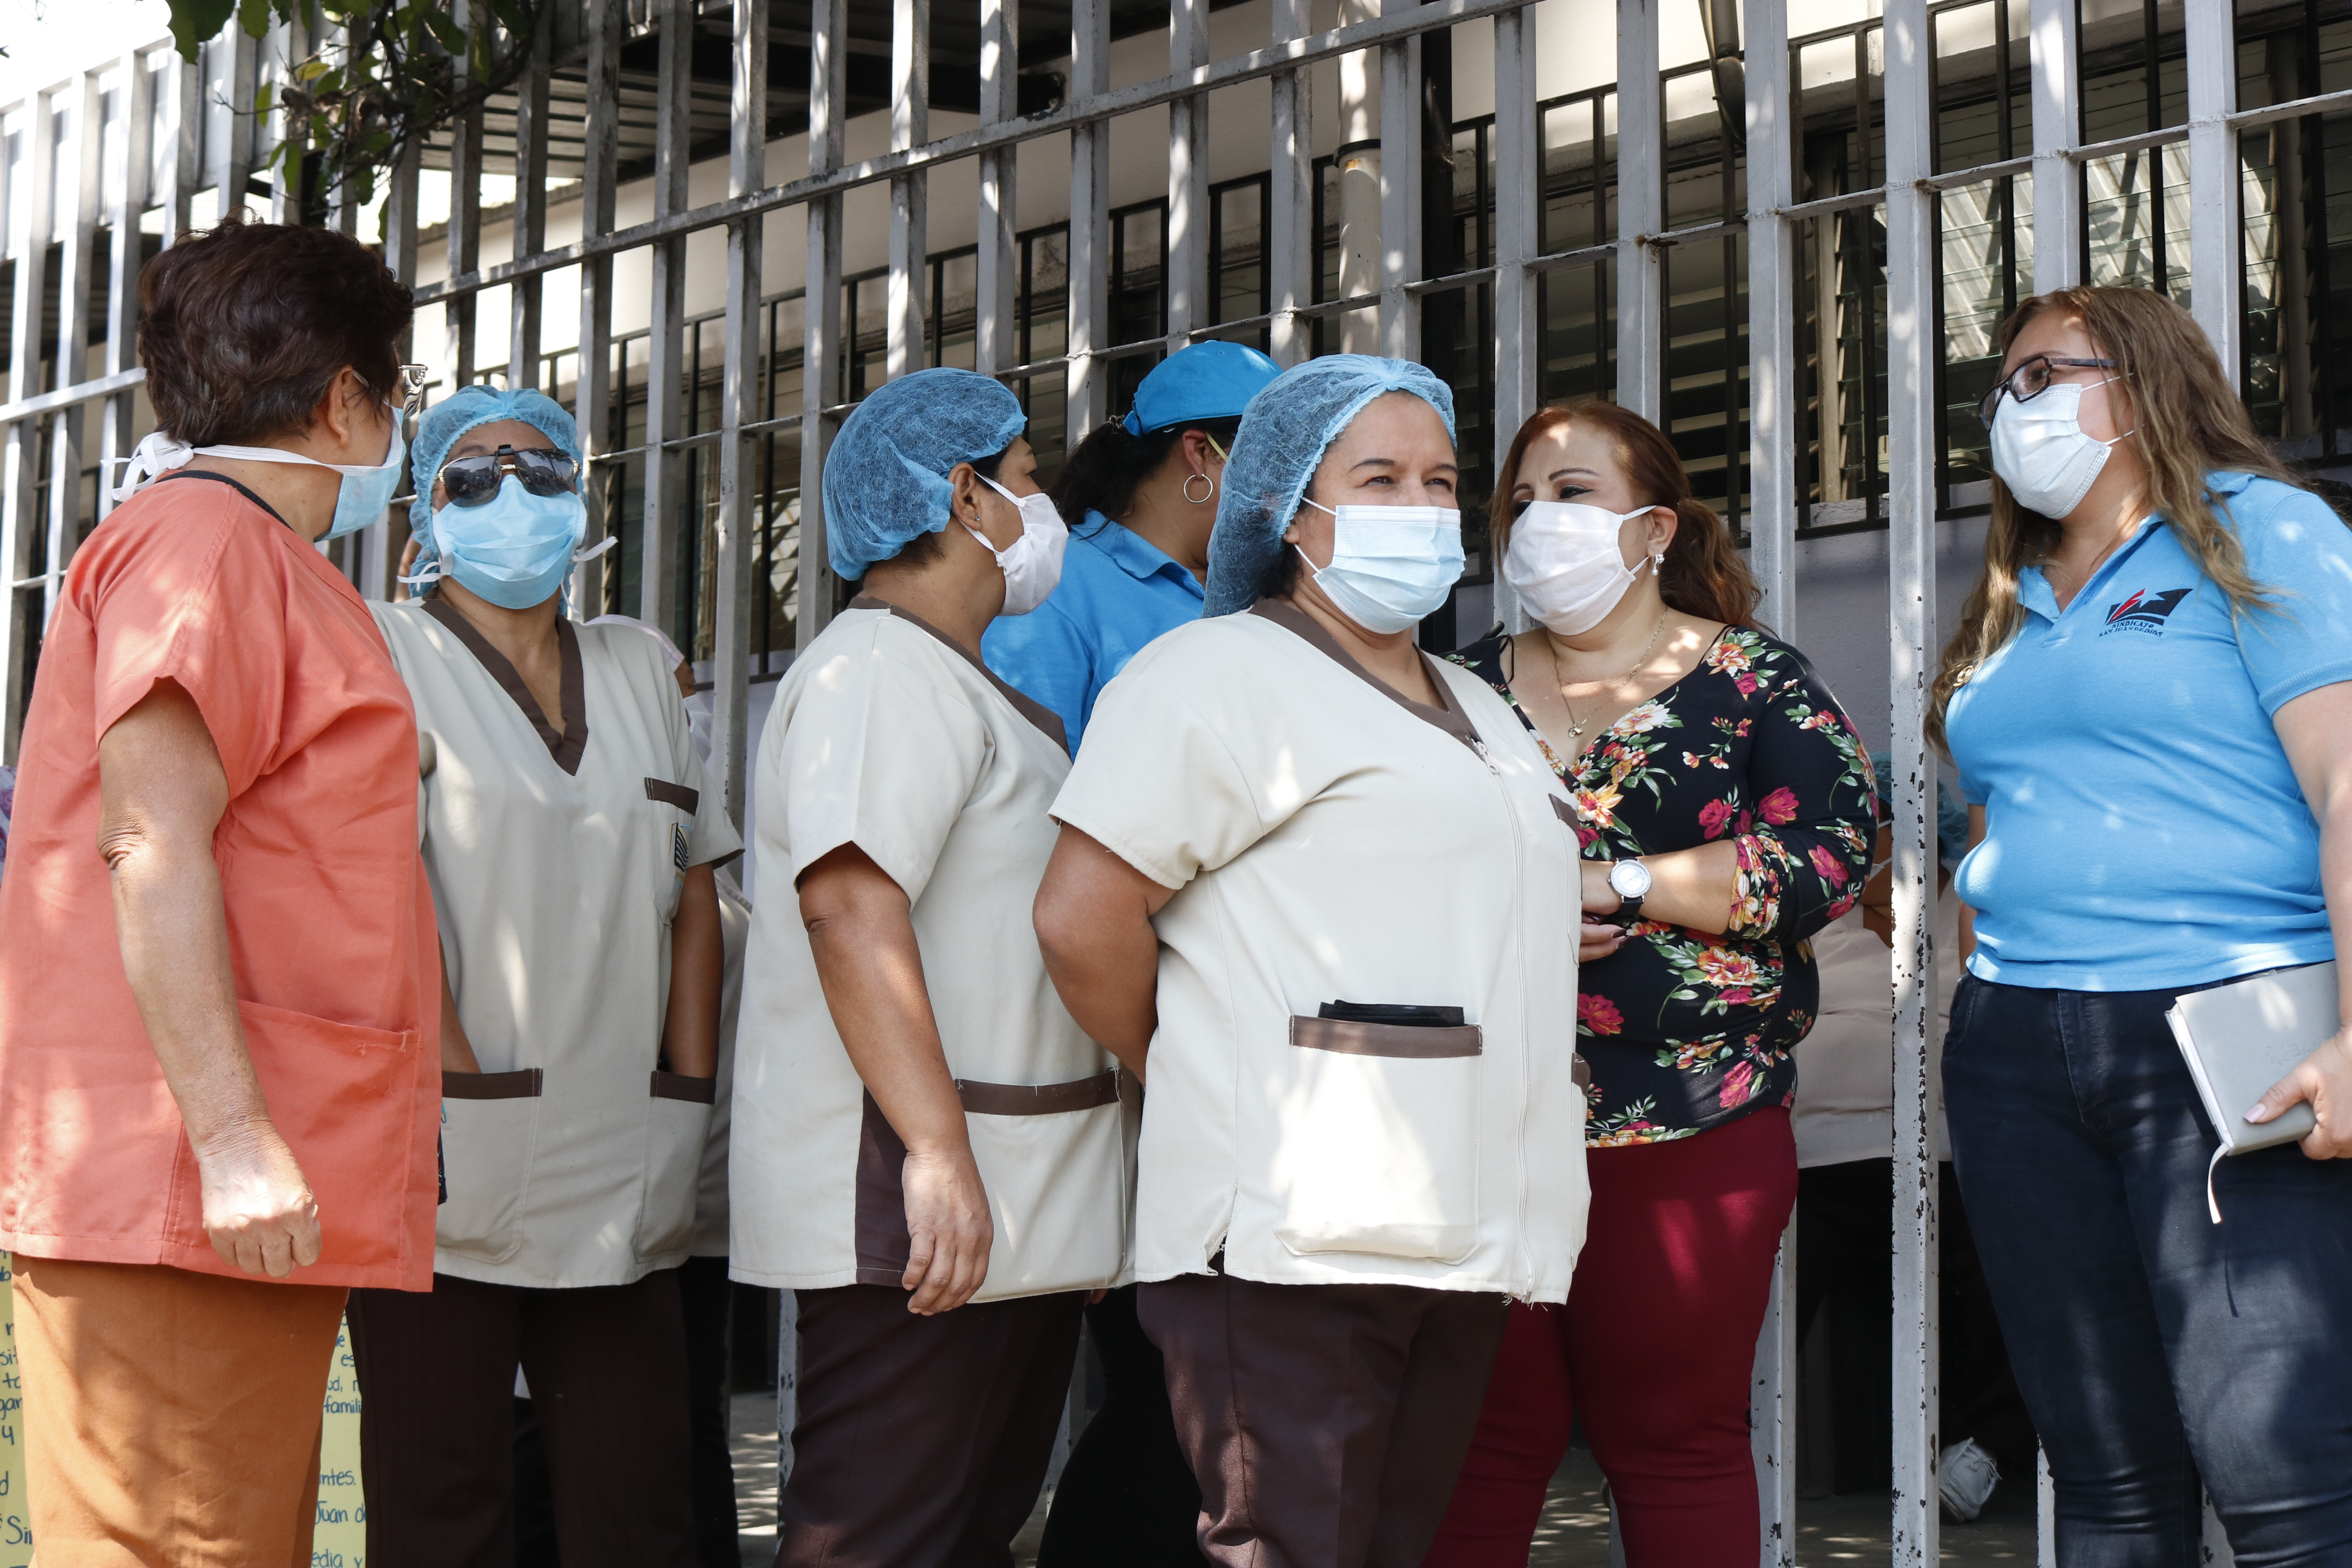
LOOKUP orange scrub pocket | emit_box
[165,1001,422,1272]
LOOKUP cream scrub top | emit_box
[372,598,742,1289]
[1050,603,1590,1301]
[730,598,1134,1304]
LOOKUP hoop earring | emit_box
[1182,471,1215,505]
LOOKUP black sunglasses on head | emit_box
[1975,354,2118,428]
[439,445,581,508]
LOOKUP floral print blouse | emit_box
[1454,626,1876,1147]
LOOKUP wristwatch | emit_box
[1607,859,1653,926]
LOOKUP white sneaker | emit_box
[1940,1438,2000,1523]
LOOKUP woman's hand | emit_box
[2248,1025,2352,1160]
[1579,862,1630,962]
[900,1144,996,1314]
[193,1119,323,1277]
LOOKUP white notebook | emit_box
[2166,960,2336,1222]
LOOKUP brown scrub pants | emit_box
[345,1269,696,1568]
[776,1283,1087,1568]
[1137,1271,1511,1568]
[10,1254,347,1568]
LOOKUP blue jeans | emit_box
[1943,975,2352,1568]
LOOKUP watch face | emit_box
[1611,860,1653,898]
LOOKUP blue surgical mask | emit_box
[111,402,408,543]
[432,477,589,609]
[1294,496,1465,634]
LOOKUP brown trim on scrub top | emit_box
[847,594,1069,754]
[651,1069,717,1104]
[1288,1017,1485,1060]
[955,1072,1121,1116]
[643,777,700,813]
[423,593,590,775]
[443,1067,545,1100]
[1248,599,1484,755]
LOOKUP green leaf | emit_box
[236,0,273,41]
[167,0,238,61]
[252,78,274,117]
[421,8,464,55]
[294,56,329,83]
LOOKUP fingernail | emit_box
[2245,1103,2270,1122]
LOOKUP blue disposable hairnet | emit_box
[823,368,1027,581]
[1867,750,1971,868]
[1201,354,1456,617]
[405,385,583,567]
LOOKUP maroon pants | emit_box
[777,1284,1086,1568]
[1423,1106,1799,1568]
[347,1269,697,1568]
[1140,1271,1510,1568]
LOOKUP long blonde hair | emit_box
[1928,286,2301,751]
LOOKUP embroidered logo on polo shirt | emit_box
[2099,587,2192,637]
[673,823,690,872]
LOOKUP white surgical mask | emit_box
[1503,502,1662,635]
[113,405,409,543]
[1989,381,2133,519]
[1294,496,1465,635]
[965,475,1068,617]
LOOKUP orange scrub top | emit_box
[0,472,442,1291]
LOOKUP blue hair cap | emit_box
[1202,354,1456,617]
[406,383,583,562]
[823,368,1027,582]
[1119,340,1283,436]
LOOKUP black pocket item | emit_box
[1318,1000,1468,1028]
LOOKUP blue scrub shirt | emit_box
[1945,471,2352,992]
[983,510,1205,752]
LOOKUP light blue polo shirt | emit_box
[1946,472,2352,991]
[982,511,1205,752]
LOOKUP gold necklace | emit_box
[1544,610,1669,744]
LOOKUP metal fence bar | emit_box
[509,14,553,392]
[219,30,258,216]
[1064,0,1112,439]
[1884,0,1942,1561]
[567,0,618,617]
[269,12,307,224]
[1489,0,1537,631]
[1376,2,1423,359]
[1268,0,1314,367]
[639,0,693,635]
[445,5,484,390]
[98,48,155,530]
[886,0,930,381]
[2184,0,2238,364]
[1168,0,1211,352]
[0,87,58,761]
[1615,0,1663,418]
[2029,0,2082,290]
[711,0,766,829]
[44,74,101,625]
[158,48,198,243]
[798,0,848,650]
[974,0,1019,377]
[1750,1219,1797,1568]
[1745,0,1797,640]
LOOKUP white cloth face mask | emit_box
[113,405,408,543]
[1293,497,1465,635]
[964,475,1069,617]
[1503,502,1661,635]
[1989,381,2132,519]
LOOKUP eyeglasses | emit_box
[439,445,581,508]
[397,363,429,421]
[1975,354,2118,428]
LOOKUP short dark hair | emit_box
[138,211,414,446]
